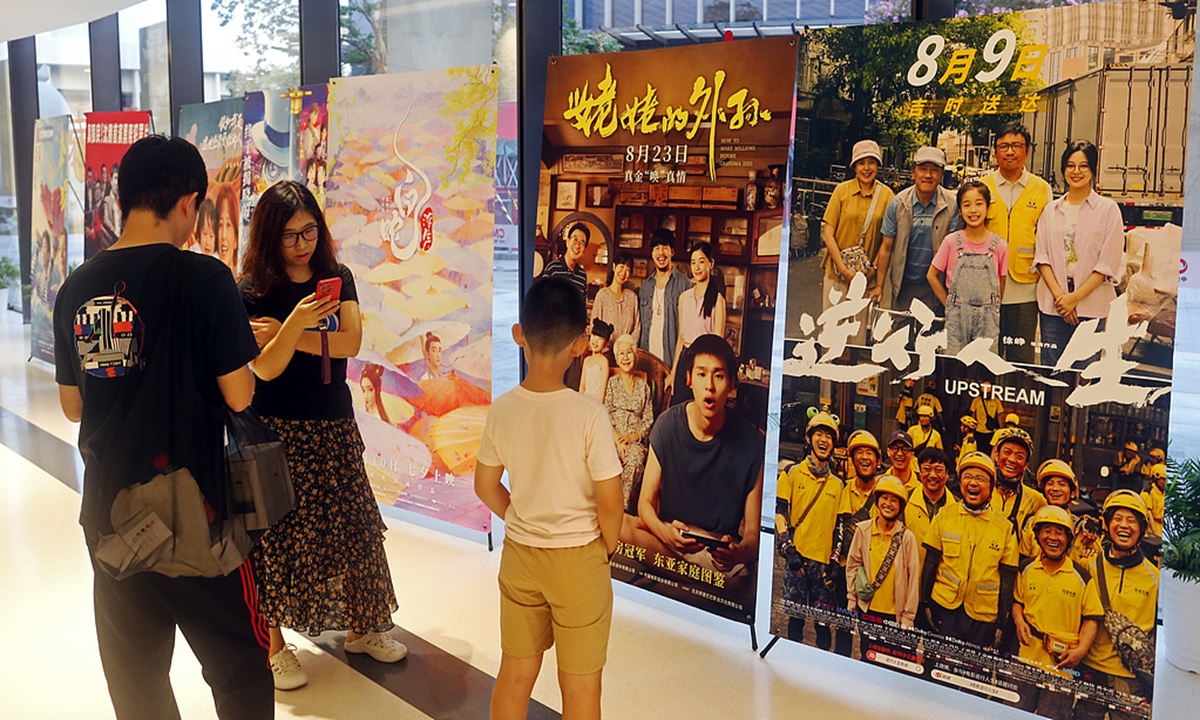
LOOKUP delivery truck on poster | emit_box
[1023,63,1191,228]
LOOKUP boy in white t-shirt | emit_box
[475,276,624,720]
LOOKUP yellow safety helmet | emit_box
[960,415,978,430]
[806,411,839,438]
[957,451,997,479]
[1124,441,1138,453]
[1036,458,1077,491]
[847,429,881,457]
[1030,505,1075,538]
[917,405,934,417]
[1149,463,1168,481]
[1005,412,1020,427]
[1102,489,1150,526]
[992,427,1033,454]
[872,475,909,507]
[1150,448,1165,462]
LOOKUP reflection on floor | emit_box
[2,266,1199,720]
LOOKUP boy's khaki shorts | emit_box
[498,536,612,675]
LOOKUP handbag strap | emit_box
[858,185,883,247]
[1096,555,1113,613]
[872,524,905,588]
[795,474,829,528]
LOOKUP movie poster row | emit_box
[83,112,151,259]
[771,5,1187,719]
[534,37,799,622]
[29,116,70,364]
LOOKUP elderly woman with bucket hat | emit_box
[821,140,894,337]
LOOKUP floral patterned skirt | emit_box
[252,417,399,635]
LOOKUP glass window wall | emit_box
[118,1,170,134]
[203,0,300,100]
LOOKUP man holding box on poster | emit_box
[981,123,1052,364]
[921,452,1019,649]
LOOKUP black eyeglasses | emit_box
[281,224,320,248]
[996,142,1027,153]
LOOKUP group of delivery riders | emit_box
[776,410,1163,720]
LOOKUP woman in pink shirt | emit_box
[1033,140,1125,367]
[927,181,1008,354]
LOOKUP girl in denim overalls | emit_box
[927,181,1009,354]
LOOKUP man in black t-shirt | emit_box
[622,334,764,575]
[53,136,272,720]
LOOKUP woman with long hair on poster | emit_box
[239,180,404,691]
[1033,140,1125,367]
[666,241,726,405]
[216,186,240,272]
[361,362,392,425]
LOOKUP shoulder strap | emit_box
[795,472,830,527]
[873,524,906,588]
[858,186,883,246]
[1095,556,1113,612]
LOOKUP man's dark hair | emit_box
[649,227,675,249]
[918,447,950,469]
[686,333,738,387]
[521,277,588,354]
[1061,139,1099,176]
[569,223,591,242]
[117,135,207,223]
[994,122,1031,148]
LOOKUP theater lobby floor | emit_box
[3,278,1200,720]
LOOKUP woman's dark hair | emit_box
[1061,140,1098,176]
[689,241,721,319]
[956,180,991,209]
[193,198,217,240]
[240,180,338,299]
[607,249,634,284]
[362,363,390,424]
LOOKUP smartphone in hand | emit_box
[681,529,731,550]
[315,276,342,301]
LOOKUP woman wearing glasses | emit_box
[1032,140,1125,367]
[239,181,405,691]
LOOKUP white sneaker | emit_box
[344,632,408,663]
[269,644,308,690]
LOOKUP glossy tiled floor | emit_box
[3,269,1199,719]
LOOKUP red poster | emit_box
[84,111,151,258]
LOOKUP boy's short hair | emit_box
[118,135,208,223]
[917,447,950,469]
[521,277,588,354]
[686,333,738,386]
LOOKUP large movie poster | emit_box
[180,98,243,274]
[30,116,70,363]
[241,84,329,260]
[83,111,151,258]
[537,37,798,623]
[326,66,498,532]
[771,4,1188,718]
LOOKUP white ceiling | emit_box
[0,0,143,45]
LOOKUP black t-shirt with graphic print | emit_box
[53,244,258,537]
[238,264,359,421]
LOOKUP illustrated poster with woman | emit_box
[325,66,498,532]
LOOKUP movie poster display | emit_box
[536,37,798,622]
[180,99,243,273]
[771,5,1188,718]
[30,116,70,363]
[240,84,329,259]
[326,66,498,531]
[83,111,151,258]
